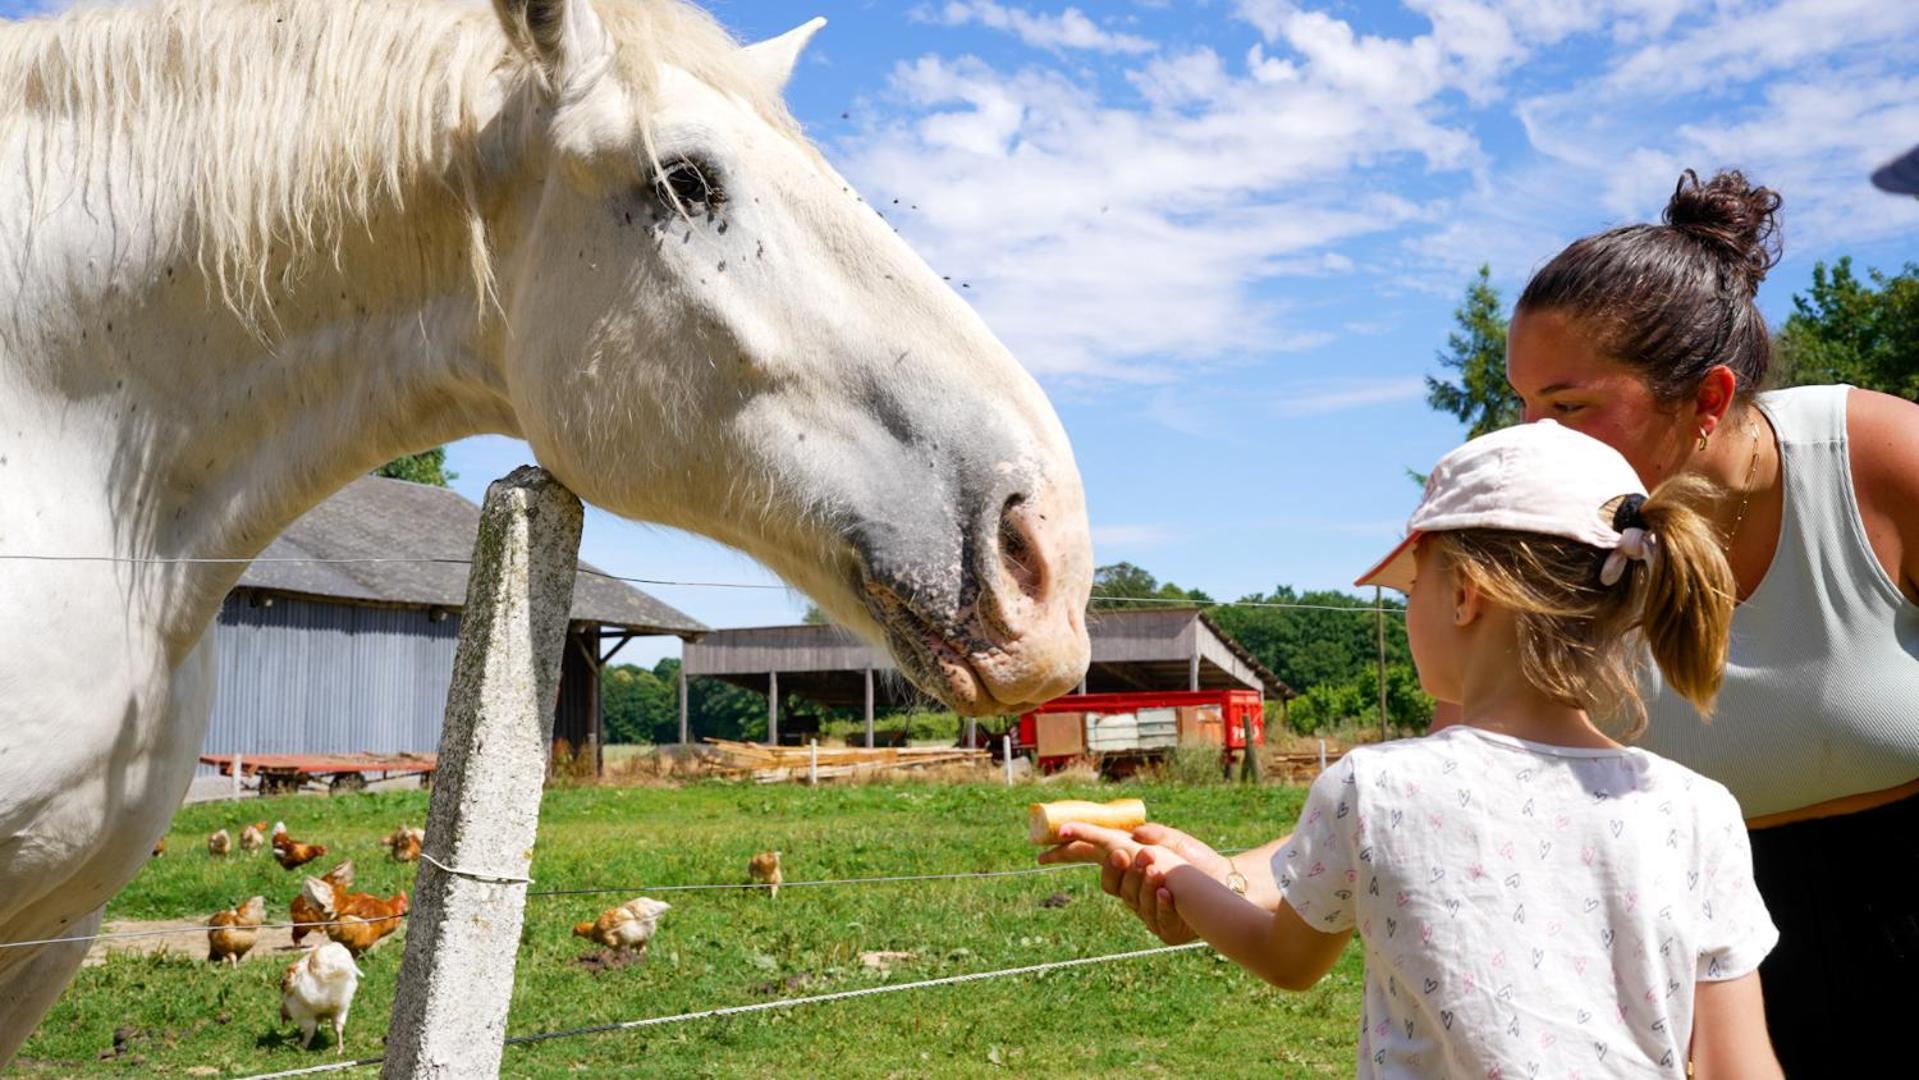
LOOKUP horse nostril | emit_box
[998,495,1046,604]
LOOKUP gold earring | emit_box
[1696,431,1710,452]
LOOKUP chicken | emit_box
[571,897,670,956]
[378,824,424,863]
[324,890,409,956]
[239,820,269,855]
[208,828,232,857]
[748,850,783,899]
[290,861,355,945]
[273,821,327,871]
[207,895,266,964]
[280,942,362,1053]
[150,836,167,858]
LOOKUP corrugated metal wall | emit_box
[199,594,462,773]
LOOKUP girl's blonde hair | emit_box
[1425,475,1735,739]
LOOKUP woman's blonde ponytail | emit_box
[1633,475,1737,716]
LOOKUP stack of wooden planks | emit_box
[698,738,989,783]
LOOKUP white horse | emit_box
[0,0,1092,1056]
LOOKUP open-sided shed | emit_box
[681,607,1289,745]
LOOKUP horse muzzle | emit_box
[861,482,1091,716]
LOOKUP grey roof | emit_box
[237,475,708,637]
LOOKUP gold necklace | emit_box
[1723,417,1765,551]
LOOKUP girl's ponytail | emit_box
[1632,475,1737,717]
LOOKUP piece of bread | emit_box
[1028,798,1147,845]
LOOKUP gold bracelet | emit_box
[1224,855,1248,897]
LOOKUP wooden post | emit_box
[678,666,689,746]
[1239,709,1260,785]
[1375,586,1389,741]
[863,668,875,750]
[1187,651,1200,693]
[384,467,582,1080]
[767,670,780,747]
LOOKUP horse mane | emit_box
[0,0,797,317]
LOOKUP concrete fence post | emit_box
[383,467,583,1080]
[1003,734,1014,787]
[231,752,242,799]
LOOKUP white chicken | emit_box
[280,941,362,1053]
[571,897,671,957]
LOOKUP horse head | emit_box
[483,0,1091,714]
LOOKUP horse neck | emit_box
[6,176,531,654]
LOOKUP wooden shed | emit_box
[681,607,1289,746]
[202,475,707,775]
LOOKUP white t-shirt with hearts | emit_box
[1275,725,1776,1079]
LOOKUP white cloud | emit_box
[1269,377,1430,417]
[920,2,1156,56]
[1507,0,1919,254]
[842,32,1474,378]
[842,1,1919,383]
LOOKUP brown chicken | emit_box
[273,821,327,871]
[290,860,355,945]
[207,895,267,964]
[325,891,409,956]
[571,897,670,956]
[150,836,167,858]
[239,820,269,855]
[748,850,783,899]
[378,825,424,863]
[208,828,232,857]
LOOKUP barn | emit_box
[200,475,707,776]
[681,606,1291,746]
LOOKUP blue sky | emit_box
[12,1,1918,664]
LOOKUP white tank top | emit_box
[1638,385,1919,818]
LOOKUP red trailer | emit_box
[199,752,437,796]
[1015,689,1265,774]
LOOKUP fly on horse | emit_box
[0,0,1092,1055]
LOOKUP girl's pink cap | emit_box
[1355,421,1647,593]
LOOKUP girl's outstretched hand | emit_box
[1037,823,1231,946]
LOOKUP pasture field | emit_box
[17,780,1362,1077]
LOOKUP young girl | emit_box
[1060,421,1782,1077]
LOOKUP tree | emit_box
[1776,258,1919,401]
[801,604,832,625]
[1426,265,1521,438]
[600,657,771,743]
[374,447,456,487]
[1088,562,1212,610]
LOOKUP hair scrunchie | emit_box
[1601,495,1656,586]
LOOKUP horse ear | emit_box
[744,17,826,95]
[494,0,612,93]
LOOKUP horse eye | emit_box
[654,158,721,211]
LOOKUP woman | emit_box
[1051,170,1919,1075]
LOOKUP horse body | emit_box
[0,0,1091,1057]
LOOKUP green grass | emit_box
[17,782,1362,1077]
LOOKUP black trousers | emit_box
[1748,792,1919,1077]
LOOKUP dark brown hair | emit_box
[1428,475,1735,740]
[1517,169,1783,403]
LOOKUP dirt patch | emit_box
[83,920,359,967]
[571,949,647,974]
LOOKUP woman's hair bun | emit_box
[1663,169,1782,294]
